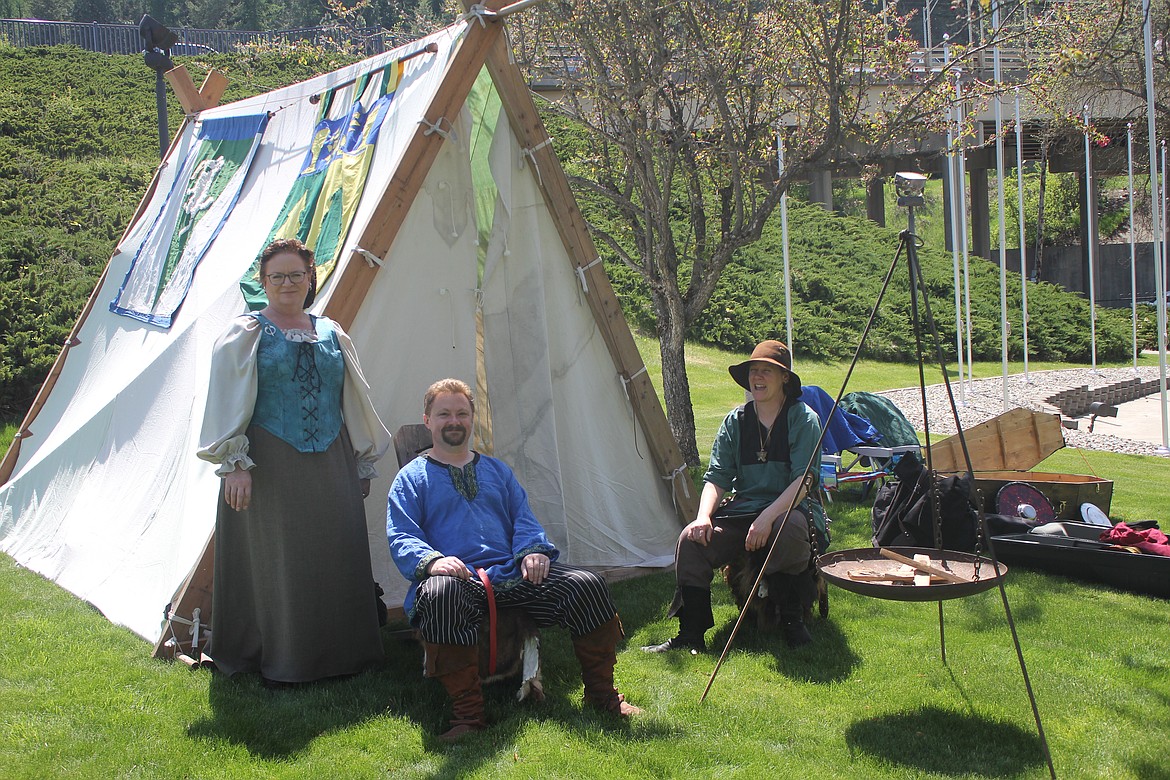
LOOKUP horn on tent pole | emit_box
[488,0,550,19]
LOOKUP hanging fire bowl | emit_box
[817,546,1007,602]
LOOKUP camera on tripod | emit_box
[895,171,927,207]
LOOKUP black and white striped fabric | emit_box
[412,564,616,645]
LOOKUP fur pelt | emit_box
[722,553,829,630]
[417,607,544,702]
[477,607,544,703]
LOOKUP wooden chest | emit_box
[968,470,1113,520]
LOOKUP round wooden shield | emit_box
[995,481,1056,524]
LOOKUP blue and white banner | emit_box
[110,113,269,327]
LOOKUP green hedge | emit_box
[0,43,357,418]
[608,196,1135,364]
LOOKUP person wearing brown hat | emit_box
[643,340,824,652]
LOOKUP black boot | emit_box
[642,586,713,654]
[773,572,813,648]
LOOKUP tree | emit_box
[510,0,1002,464]
[1026,0,1168,158]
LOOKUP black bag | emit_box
[871,453,979,552]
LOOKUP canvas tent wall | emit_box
[0,15,694,646]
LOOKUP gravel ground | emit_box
[878,366,1170,458]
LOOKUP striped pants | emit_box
[412,564,617,645]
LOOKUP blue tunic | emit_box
[386,453,559,614]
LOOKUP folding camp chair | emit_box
[797,386,922,501]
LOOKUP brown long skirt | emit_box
[209,425,383,682]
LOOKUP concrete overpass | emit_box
[531,45,1158,305]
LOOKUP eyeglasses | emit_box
[265,271,307,285]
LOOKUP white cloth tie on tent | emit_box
[520,138,553,188]
[419,116,456,143]
[619,365,649,422]
[462,3,490,26]
[575,256,603,297]
[354,246,385,267]
[160,606,205,655]
[663,463,692,513]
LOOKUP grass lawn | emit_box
[2,346,1168,779]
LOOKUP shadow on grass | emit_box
[187,630,428,759]
[609,567,861,683]
[188,622,681,768]
[845,705,1045,777]
[708,616,861,684]
[1131,760,1170,780]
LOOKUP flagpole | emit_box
[1128,123,1138,373]
[945,39,966,403]
[1083,105,1099,373]
[957,75,974,383]
[1142,0,1169,452]
[1015,87,1030,381]
[993,1,1010,410]
[778,133,794,360]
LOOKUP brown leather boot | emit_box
[571,615,642,717]
[425,642,487,741]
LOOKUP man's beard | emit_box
[441,425,468,447]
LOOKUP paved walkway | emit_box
[1086,391,1170,448]
[880,366,1170,457]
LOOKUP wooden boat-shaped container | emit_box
[930,408,1113,518]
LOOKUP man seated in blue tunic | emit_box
[386,378,639,741]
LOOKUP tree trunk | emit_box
[654,295,701,467]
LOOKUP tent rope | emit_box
[618,366,647,458]
[575,256,603,295]
[418,116,455,142]
[520,138,553,187]
[354,246,385,267]
[462,3,491,27]
[663,463,691,511]
[619,364,648,405]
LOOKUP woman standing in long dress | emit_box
[197,238,391,683]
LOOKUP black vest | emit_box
[736,401,794,465]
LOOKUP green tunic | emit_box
[704,399,827,541]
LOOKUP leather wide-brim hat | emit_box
[728,340,802,398]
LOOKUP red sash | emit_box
[475,568,498,676]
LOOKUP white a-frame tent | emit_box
[0,11,695,652]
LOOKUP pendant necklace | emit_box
[756,416,774,463]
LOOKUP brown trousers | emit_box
[674,508,812,590]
